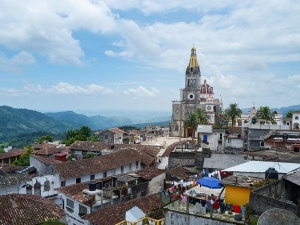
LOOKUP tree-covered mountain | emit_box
[45,111,134,130]
[0,106,75,141]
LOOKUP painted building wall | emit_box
[225,185,251,206]
[148,173,166,195]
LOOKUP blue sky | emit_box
[0,0,299,116]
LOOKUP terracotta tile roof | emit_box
[114,144,159,166]
[31,154,63,165]
[0,165,25,173]
[166,166,190,180]
[109,127,126,134]
[70,141,110,152]
[55,177,112,204]
[54,149,142,180]
[34,146,61,155]
[162,141,185,157]
[228,127,243,135]
[83,194,161,225]
[129,129,144,135]
[135,167,165,180]
[0,194,65,225]
[0,149,26,160]
[0,173,32,187]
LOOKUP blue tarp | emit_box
[197,177,223,189]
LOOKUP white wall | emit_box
[148,173,166,195]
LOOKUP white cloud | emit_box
[0,0,117,65]
[123,86,159,97]
[0,51,35,72]
[23,82,114,95]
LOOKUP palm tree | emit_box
[256,106,275,124]
[185,108,210,139]
[195,108,210,125]
[225,103,242,127]
[185,111,198,139]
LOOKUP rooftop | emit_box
[222,161,300,174]
[0,194,65,225]
[83,194,161,225]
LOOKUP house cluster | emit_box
[1,46,300,224]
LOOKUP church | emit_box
[170,47,223,137]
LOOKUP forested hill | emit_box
[0,106,136,143]
[0,106,76,141]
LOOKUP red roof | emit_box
[0,194,65,225]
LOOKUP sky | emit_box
[0,0,300,116]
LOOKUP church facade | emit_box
[170,47,223,137]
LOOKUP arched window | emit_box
[44,180,50,191]
[295,116,299,120]
[34,182,41,195]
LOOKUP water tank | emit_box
[265,167,278,180]
[89,180,96,191]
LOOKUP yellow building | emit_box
[222,175,263,206]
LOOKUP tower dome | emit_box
[199,79,213,94]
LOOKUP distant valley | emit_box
[0,105,171,146]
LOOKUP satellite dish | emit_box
[258,208,300,225]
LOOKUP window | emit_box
[90,174,95,180]
[61,181,66,187]
[103,171,107,177]
[105,135,108,139]
[79,204,87,216]
[66,198,74,213]
[121,166,124,174]
[219,133,222,140]
[295,116,299,120]
[76,177,81,184]
[260,141,264,147]
[136,161,139,169]
[228,139,231,143]
[44,180,50,191]
[129,163,132,171]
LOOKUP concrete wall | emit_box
[168,152,196,168]
[249,180,299,216]
[165,210,242,225]
[148,173,166,195]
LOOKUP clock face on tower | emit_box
[188,93,195,100]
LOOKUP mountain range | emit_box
[0,105,170,142]
[1,104,300,145]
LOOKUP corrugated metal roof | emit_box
[222,161,300,174]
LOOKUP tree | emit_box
[195,108,210,125]
[225,103,242,127]
[12,146,33,166]
[286,111,293,118]
[38,135,53,144]
[185,108,210,139]
[255,106,275,124]
[185,112,198,139]
[79,126,92,137]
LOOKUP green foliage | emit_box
[63,125,97,145]
[12,146,32,166]
[40,218,66,225]
[225,103,242,127]
[0,149,5,153]
[85,152,94,158]
[67,153,77,161]
[286,110,293,118]
[38,135,54,144]
[255,106,275,123]
[185,108,210,139]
